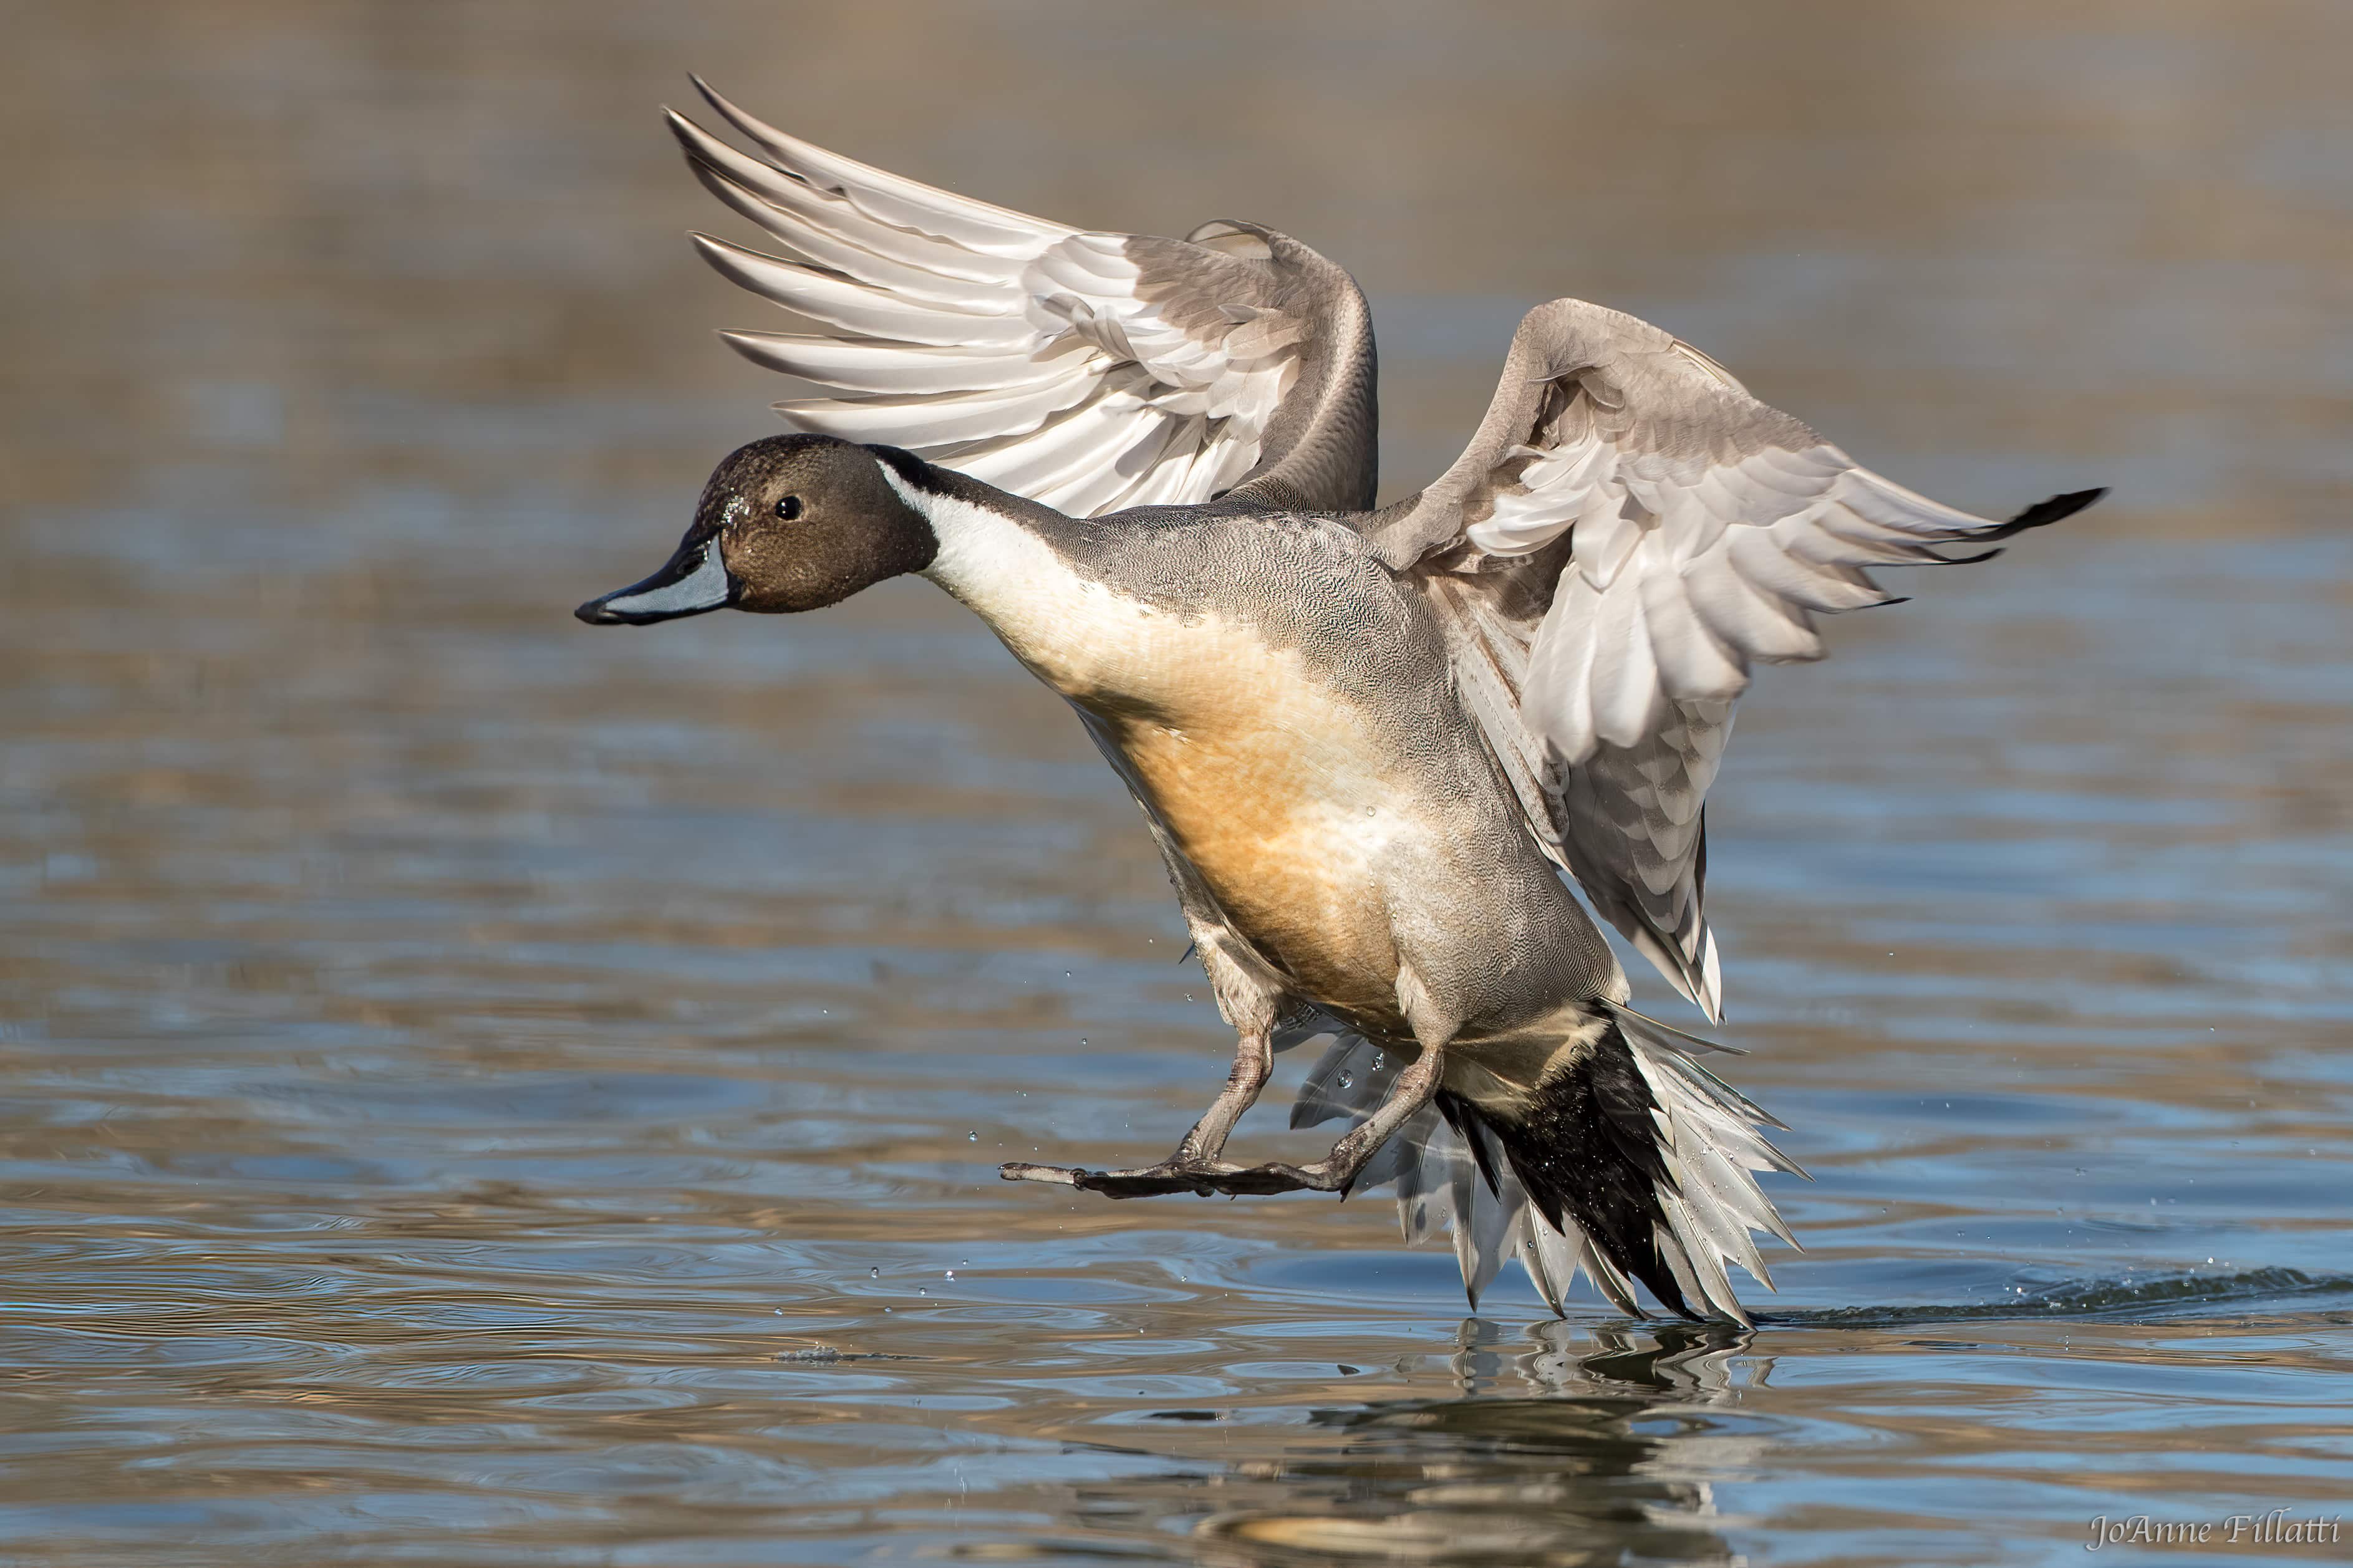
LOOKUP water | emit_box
[5,3,2351,1562]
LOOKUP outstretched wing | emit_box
[1370,299,2101,1020]
[671,80,1377,516]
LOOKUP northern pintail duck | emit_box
[579,84,2102,1322]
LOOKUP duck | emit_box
[576,83,2104,1322]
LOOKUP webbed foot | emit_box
[999,1158,1343,1200]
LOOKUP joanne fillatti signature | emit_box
[2087,1511,2342,1551]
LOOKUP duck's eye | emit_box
[775,495,803,521]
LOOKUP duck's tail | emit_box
[1288,1003,1802,1324]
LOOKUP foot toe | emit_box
[998,1162,1080,1186]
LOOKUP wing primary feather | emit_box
[686,161,1026,310]
[718,332,1073,395]
[667,110,1021,287]
[1994,486,2105,535]
[689,77,1066,253]
[691,234,1036,348]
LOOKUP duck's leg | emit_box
[1005,1039,1443,1199]
[1007,956,1462,1201]
[1171,1019,1274,1165]
[999,1022,1271,1198]
[1161,926,1287,1165]
[1001,926,1286,1195]
[1236,1037,1444,1195]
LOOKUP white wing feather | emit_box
[1378,299,2101,1019]
[674,81,1370,517]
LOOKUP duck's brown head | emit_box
[576,434,937,625]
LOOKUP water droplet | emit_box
[1079,1037,1088,1046]
[1338,1072,1353,1090]
[1372,1052,1384,1071]
[869,1267,879,1279]
[945,1269,955,1280]
[968,1131,978,1142]
[917,1287,927,1296]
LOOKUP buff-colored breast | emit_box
[1097,671,1416,1020]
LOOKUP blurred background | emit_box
[3,2,2349,1564]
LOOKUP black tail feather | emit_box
[1435,1094,1507,1200]
[1439,1020,1699,1322]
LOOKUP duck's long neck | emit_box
[872,450,1134,696]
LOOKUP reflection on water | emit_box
[4,1,2351,1564]
[1189,1326,1761,1568]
